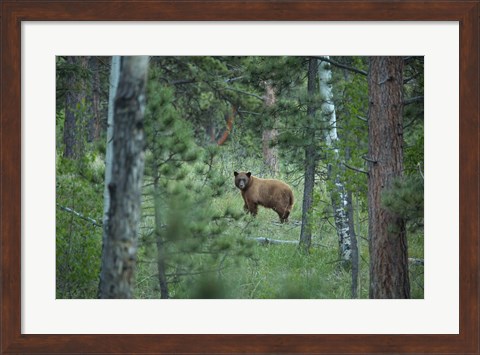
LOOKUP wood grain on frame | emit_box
[1,1,478,354]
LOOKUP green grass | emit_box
[134,172,424,299]
[55,153,424,299]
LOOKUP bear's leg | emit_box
[279,210,290,223]
[248,203,258,216]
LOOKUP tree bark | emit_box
[88,56,102,142]
[63,56,88,158]
[347,191,359,298]
[262,129,278,175]
[98,56,120,297]
[262,82,279,176]
[154,177,169,299]
[367,56,410,299]
[318,58,353,264]
[99,56,149,299]
[299,58,318,253]
[104,56,120,219]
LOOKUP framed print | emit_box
[1,1,478,354]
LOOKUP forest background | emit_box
[56,56,424,299]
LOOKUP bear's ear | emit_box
[234,171,238,176]
[246,172,251,177]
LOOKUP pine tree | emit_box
[299,58,318,252]
[368,56,410,299]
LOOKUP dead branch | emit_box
[313,56,368,76]
[343,163,368,175]
[56,203,102,228]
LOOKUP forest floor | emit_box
[134,176,424,299]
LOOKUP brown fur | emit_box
[234,171,294,223]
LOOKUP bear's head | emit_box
[234,171,251,190]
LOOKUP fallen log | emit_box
[408,258,424,266]
[247,237,298,246]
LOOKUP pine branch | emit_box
[224,86,264,101]
[418,163,424,180]
[238,109,261,116]
[171,78,196,85]
[404,96,424,106]
[165,266,228,278]
[225,76,245,83]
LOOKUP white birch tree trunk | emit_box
[319,58,352,262]
[98,56,120,297]
[103,56,120,229]
[99,56,149,298]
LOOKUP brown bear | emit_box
[234,171,294,223]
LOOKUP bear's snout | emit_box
[238,180,246,189]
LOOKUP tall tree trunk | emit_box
[63,56,88,158]
[347,191,359,298]
[262,129,278,175]
[98,56,120,297]
[367,56,410,299]
[88,56,102,142]
[262,82,279,176]
[319,58,353,264]
[99,56,149,299]
[154,179,170,299]
[299,58,318,252]
[153,177,169,299]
